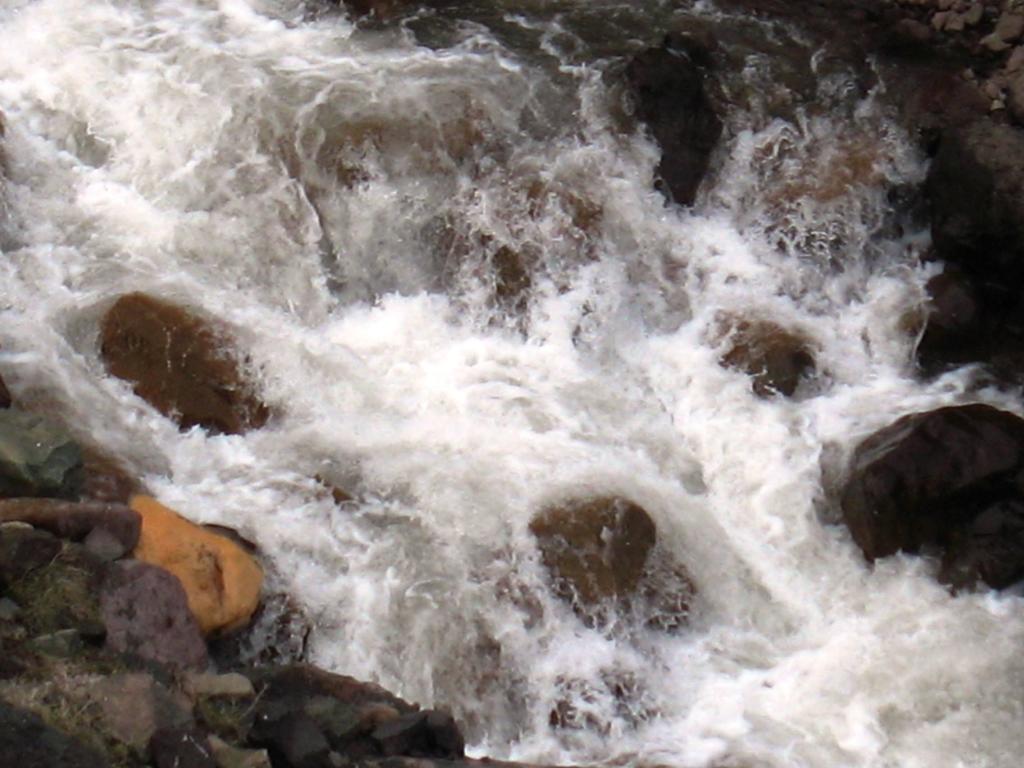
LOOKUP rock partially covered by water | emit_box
[0,410,83,499]
[716,317,816,398]
[625,34,723,206]
[840,404,1024,588]
[529,496,693,627]
[530,497,655,612]
[130,495,263,636]
[919,122,1024,378]
[100,293,270,435]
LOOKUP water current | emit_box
[1,1,1023,766]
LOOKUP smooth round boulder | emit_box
[130,495,263,635]
[100,292,270,435]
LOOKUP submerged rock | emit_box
[625,33,723,206]
[530,496,655,612]
[716,316,816,397]
[100,292,270,435]
[840,404,1024,588]
[0,410,83,499]
[528,496,694,628]
[100,559,209,669]
[130,495,263,636]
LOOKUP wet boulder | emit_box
[130,495,263,636]
[100,559,209,669]
[840,404,1024,588]
[100,292,270,435]
[716,317,816,397]
[918,121,1024,379]
[625,33,723,206]
[0,410,83,499]
[529,497,656,618]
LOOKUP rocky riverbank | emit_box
[5,0,1024,766]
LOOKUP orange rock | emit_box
[130,495,262,635]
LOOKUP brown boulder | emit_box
[840,404,1024,589]
[529,497,656,618]
[716,317,816,397]
[131,495,263,635]
[0,372,10,409]
[100,293,270,435]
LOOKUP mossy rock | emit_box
[6,539,105,639]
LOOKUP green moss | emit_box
[8,548,102,638]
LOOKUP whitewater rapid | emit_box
[2,1,1023,766]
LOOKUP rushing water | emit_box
[2,1,1023,766]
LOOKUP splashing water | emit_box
[1,1,1022,767]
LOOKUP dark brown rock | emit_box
[0,372,10,409]
[939,498,1024,589]
[372,711,464,759]
[150,727,216,768]
[625,34,723,206]
[840,404,1024,588]
[100,559,208,669]
[0,701,109,768]
[249,665,465,762]
[917,121,1024,379]
[100,293,270,435]
[250,712,331,768]
[717,318,816,397]
[0,498,140,555]
[529,497,656,616]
